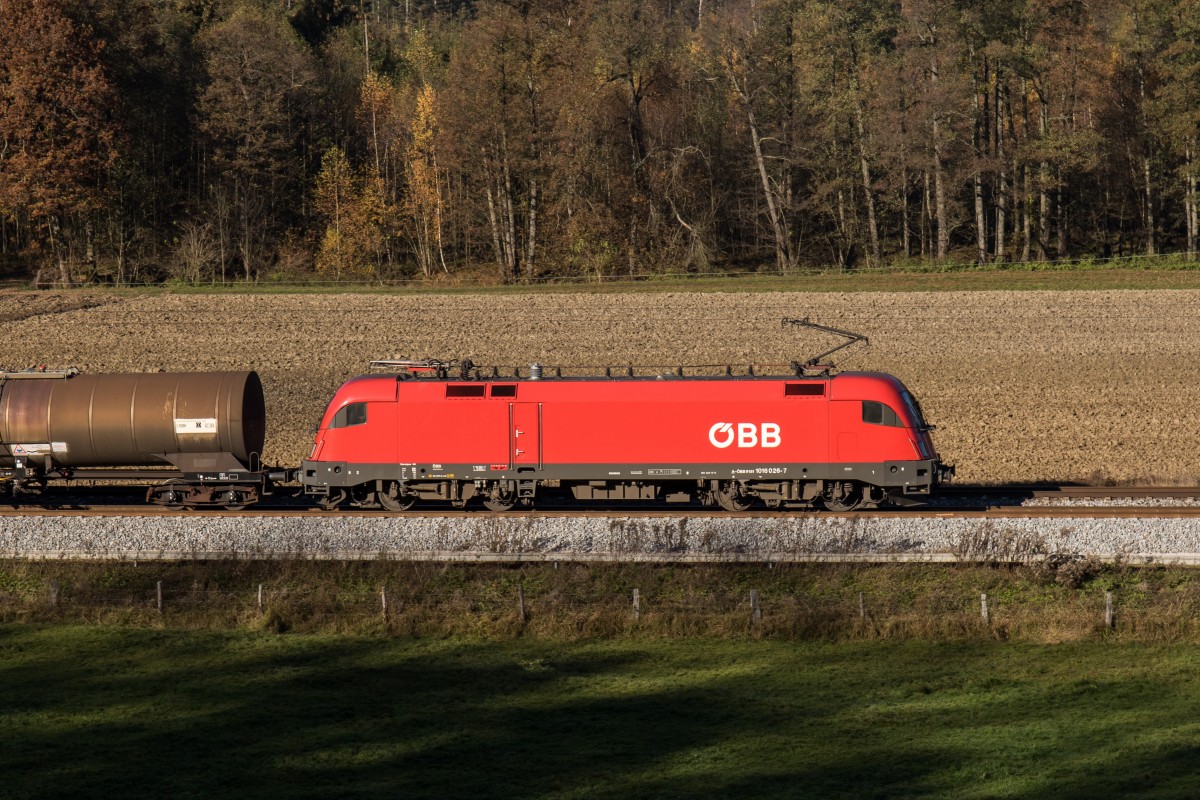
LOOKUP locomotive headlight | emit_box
[890,466,898,473]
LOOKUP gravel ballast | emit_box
[4,514,1200,564]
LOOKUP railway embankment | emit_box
[4,512,1200,563]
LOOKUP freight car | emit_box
[0,368,291,509]
[301,359,952,512]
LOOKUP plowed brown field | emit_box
[2,289,1196,484]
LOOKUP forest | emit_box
[1,0,1199,285]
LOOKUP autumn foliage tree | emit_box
[6,0,1200,284]
[0,0,118,285]
[313,145,382,277]
[196,5,315,280]
[404,84,447,276]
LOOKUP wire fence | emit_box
[5,576,1187,639]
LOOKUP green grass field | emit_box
[3,626,1198,799]
[33,258,1200,297]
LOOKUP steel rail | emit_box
[3,506,1200,519]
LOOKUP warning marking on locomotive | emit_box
[174,418,218,434]
[648,469,683,476]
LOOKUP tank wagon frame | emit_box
[0,368,292,509]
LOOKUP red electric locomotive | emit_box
[301,357,952,512]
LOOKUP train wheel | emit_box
[156,479,189,511]
[378,481,416,512]
[482,482,517,512]
[716,483,754,512]
[220,489,247,511]
[823,482,864,512]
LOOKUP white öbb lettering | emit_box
[708,422,781,449]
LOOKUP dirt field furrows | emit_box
[0,289,1197,484]
[0,291,122,324]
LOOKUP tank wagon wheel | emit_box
[482,482,517,512]
[823,481,865,512]
[716,482,754,513]
[318,488,347,511]
[217,489,247,511]
[158,479,190,511]
[377,481,416,512]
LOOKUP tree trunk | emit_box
[48,215,72,287]
[930,51,947,261]
[1038,100,1050,260]
[855,102,880,266]
[1143,151,1155,256]
[1187,141,1197,261]
[1138,57,1155,256]
[994,80,1007,262]
[746,99,790,271]
[1021,163,1032,263]
[525,180,537,280]
[485,183,505,277]
[973,58,987,265]
[500,142,518,280]
[933,126,948,261]
[1056,179,1067,257]
[921,170,931,260]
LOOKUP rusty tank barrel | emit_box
[0,371,265,469]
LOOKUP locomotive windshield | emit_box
[901,391,929,430]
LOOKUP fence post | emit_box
[517,582,526,624]
[48,579,60,609]
[858,591,865,621]
[381,586,389,622]
[632,588,640,621]
[980,593,989,625]
[750,590,761,625]
[156,581,163,615]
[257,584,264,615]
[1105,591,1114,630]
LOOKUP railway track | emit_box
[941,485,1200,500]
[0,484,1198,517]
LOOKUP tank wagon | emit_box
[0,368,290,508]
[302,359,952,512]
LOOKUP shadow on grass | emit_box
[1,628,1198,799]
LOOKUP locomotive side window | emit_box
[331,402,368,428]
[446,384,486,398]
[490,384,517,397]
[784,383,825,397]
[862,400,902,427]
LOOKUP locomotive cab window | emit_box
[331,402,368,428]
[490,384,517,397]
[862,400,903,427]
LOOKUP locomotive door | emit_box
[510,403,542,468]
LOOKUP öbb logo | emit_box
[708,422,781,449]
